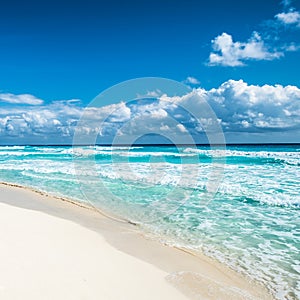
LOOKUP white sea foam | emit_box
[0,145,25,150]
[0,145,299,300]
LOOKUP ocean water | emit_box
[0,144,299,299]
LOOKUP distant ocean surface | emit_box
[0,144,299,299]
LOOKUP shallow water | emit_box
[0,144,299,299]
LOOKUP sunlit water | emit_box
[0,145,299,299]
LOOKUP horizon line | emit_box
[0,143,299,147]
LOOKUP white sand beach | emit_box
[0,183,273,300]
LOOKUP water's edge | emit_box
[0,180,275,299]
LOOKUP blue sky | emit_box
[0,0,300,144]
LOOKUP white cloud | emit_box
[160,80,300,134]
[283,43,300,51]
[0,100,83,140]
[106,102,131,122]
[276,10,300,26]
[208,2,300,67]
[206,80,300,131]
[208,32,283,67]
[1,82,300,143]
[176,124,188,133]
[137,89,163,98]
[184,76,200,85]
[0,93,44,105]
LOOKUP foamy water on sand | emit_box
[0,145,299,299]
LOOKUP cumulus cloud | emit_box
[176,124,188,133]
[283,42,300,51]
[1,82,300,144]
[0,101,82,141]
[0,93,44,105]
[208,2,300,67]
[206,80,300,131]
[136,89,163,98]
[184,76,200,85]
[161,81,300,136]
[208,32,283,67]
[276,10,300,27]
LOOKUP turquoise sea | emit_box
[0,144,299,299]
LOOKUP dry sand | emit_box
[0,183,274,300]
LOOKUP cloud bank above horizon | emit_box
[1,79,299,144]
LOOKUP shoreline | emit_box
[0,181,136,225]
[0,181,274,299]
